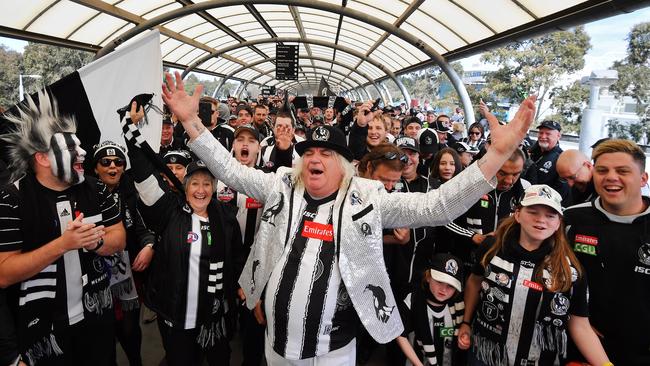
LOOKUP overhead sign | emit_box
[261,86,276,96]
[276,44,298,80]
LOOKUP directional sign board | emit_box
[276,44,298,80]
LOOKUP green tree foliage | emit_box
[0,45,23,108]
[609,22,650,143]
[480,26,591,121]
[22,43,93,86]
[548,80,589,133]
[182,73,240,100]
[392,62,465,108]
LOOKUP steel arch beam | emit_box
[237,66,358,98]
[381,82,393,105]
[213,55,384,102]
[94,0,474,123]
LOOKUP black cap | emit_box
[163,150,192,167]
[426,110,436,115]
[312,115,325,126]
[395,136,419,153]
[537,120,561,131]
[295,125,353,161]
[433,120,451,133]
[404,116,422,127]
[452,141,475,154]
[185,160,213,178]
[429,253,464,292]
[590,137,610,149]
[234,124,261,142]
[93,141,127,163]
[418,128,439,155]
[162,116,173,125]
[382,106,393,114]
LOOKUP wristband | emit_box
[90,238,104,252]
[602,363,614,366]
[145,243,154,249]
[461,320,471,327]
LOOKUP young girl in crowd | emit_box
[397,253,465,366]
[459,185,611,366]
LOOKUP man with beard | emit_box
[0,93,126,365]
[530,120,569,201]
[253,105,272,139]
[324,107,336,125]
[259,112,303,171]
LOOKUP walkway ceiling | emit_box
[1,0,648,95]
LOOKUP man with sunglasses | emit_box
[161,71,537,365]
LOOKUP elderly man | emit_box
[556,149,597,205]
[162,72,536,365]
[530,120,569,200]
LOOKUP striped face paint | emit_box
[48,133,86,185]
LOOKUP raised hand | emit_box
[161,71,203,125]
[486,95,536,157]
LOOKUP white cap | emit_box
[520,184,563,215]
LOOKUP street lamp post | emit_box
[19,74,42,101]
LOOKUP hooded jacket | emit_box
[189,129,495,343]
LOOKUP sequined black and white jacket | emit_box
[189,129,495,344]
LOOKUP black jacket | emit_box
[530,143,569,202]
[0,289,17,365]
[126,138,243,330]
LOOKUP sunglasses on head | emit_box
[373,151,409,164]
[99,158,125,167]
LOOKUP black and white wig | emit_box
[1,91,77,183]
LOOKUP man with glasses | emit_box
[557,149,597,205]
[161,71,537,364]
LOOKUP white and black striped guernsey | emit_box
[470,237,588,366]
[183,214,224,329]
[265,192,356,360]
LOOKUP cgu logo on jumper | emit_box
[574,234,598,256]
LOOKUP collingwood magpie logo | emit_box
[539,186,552,199]
[550,293,569,316]
[364,284,394,323]
[250,259,260,293]
[261,194,284,226]
[638,243,650,265]
[312,126,330,141]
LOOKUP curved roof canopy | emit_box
[1,0,648,94]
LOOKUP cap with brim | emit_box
[537,120,561,131]
[520,184,563,215]
[295,125,353,161]
[94,141,127,163]
[429,253,463,292]
[453,141,472,154]
[433,120,452,133]
[229,115,237,120]
[185,161,213,178]
[418,128,439,155]
[163,150,192,167]
[234,124,261,142]
[395,136,419,153]
[162,117,173,125]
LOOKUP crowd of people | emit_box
[0,71,648,366]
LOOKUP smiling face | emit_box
[324,108,335,122]
[185,170,213,216]
[390,120,401,136]
[48,133,86,186]
[366,118,387,148]
[301,147,344,198]
[537,127,560,151]
[438,152,456,181]
[515,205,561,248]
[233,130,260,167]
[161,123,174,145]
[404,123,421,139]
[593,152,648,216]
[402,149,419,181]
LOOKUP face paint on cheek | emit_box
[48,133,85,185]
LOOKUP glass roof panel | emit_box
[27,1,98,38]
[357,61,386,79]
[257,62,275,73]
[308,45,334,59]
[369,47,406,72]
[384,34,429,62]
[141,2,182,20]
[164,43,196,63]
[162,14,204,33]
[404,10,465,50]
[176,22,215,39]
[419,0,492,42]
[69,13,128,44]
[237,53,265,64]
[333,52,361,66]
[266,20,299,29]
[177,49,208,66]
[346,0,399,24]
[340,18,382,41]
[520,0,583,18]
[205,5,249,19]
[256,74,273,85]
[399,22,447,54]
[312,60,333,69]
[160,38,183,56]
[219,14,258,28]
[204,38,239,50]
[1,0,52,29]
[99,23,134,47]
[337,32,375,49]
[455,0,532,33]
[115,0,172,17]
[234,69,260,80]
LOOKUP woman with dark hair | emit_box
[428,148,462,189]
[462,122,486,150]
[459,185,611,366]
